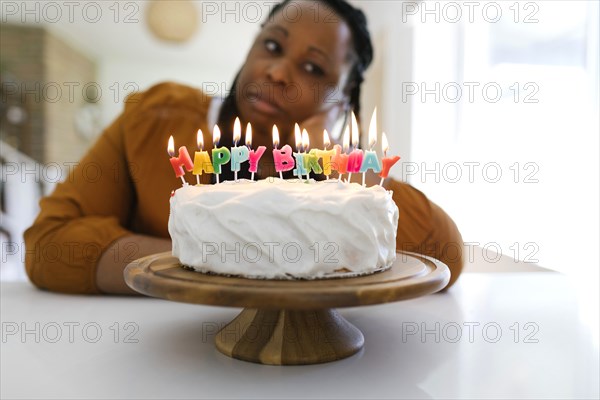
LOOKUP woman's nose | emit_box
[266,61,291,85]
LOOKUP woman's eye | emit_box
[264,39,281,54]
[304,63,324,76]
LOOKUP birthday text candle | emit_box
[168,135,193,186]
[245,123,265,181]
[332,125,350,182]
[303,130,322,182]
[211,125,230,184]
[292,124,307,179]
[379,132,401,186]
[316,129,335,179]
[230,117,249,181]
[192,129,214,184]
[347,111,364,181]
[360,108,382,186]
[272,125,294,179]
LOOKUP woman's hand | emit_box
[299,101,347,147]
[97,235,172,295]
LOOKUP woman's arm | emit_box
[96,235,171,295]
[24,100,137,294]
[383,178,464,290]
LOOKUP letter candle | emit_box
[192,129,214,184]
[245,123,265,181]
[333,126,350,182]
[167,135,193,186]
[302,129,322,182]
[360,108,382,186]
[230,117,249,182]
[272,125,294,179]
[316,129,335,179]
[379,132,401,186]
[292,124,307,179]
[211,125,231,184]
[347,111,364,183]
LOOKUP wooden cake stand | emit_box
[124,252,450,365]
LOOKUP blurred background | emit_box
[1,1,598,285]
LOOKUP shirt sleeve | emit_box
[384,178,464,290]
[23,102,137,294]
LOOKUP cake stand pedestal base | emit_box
[215,308,363,365]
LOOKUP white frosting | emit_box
[168,178,399,279]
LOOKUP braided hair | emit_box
[215,0,374,181]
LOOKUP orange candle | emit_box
[316,129,335,179]
[379,132,401,186]
[332,125,350,182]
[192,129,214,185]
[167,135,193,186]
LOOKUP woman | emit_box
[24,0,464,295]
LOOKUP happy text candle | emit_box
[167,135,193,186]
[211,125,230,184]
[316,129,335,179]
[347,111,364,181]
[192,129,214,184]
[332,126,350,182]
[379,132,401,186]
[360,108,382,186]
[245,123,265,181]
[272,125,294,179]
[230,117,249,181]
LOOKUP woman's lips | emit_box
[249,97,282,115]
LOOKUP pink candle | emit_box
[347,111,361,182]
[272,125,294,179]
[245,123,265,180]
[167,135,193,185]
[379,132,401,186]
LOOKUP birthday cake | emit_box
[168,178,399,279]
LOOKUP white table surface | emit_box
[1,270,598,399]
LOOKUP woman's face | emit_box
[236,0,355,138]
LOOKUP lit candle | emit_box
[272,125,294,179]
[167,135,193,186]
[246,123,265,181]
[292,124,307,179]
[211,125,230,184]
[316,129,335,179]
[332,125,350,182]
[379,132,401,186]
[192,129,214,185]
[230,117,249,182]
[347,111,364,183]
[303,130,322,182]
[360,108,382,186]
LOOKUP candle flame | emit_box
[351,111,359,148]
[294,123,302,151]
[233,117,241,145]
[213,125,221,147]
[272,124,280,148]
[245,123,252,147]
[302,129,309,152]
[381,132,389,155]
[197,129,204,151]
[323,129,331,149]
[368,108,377,150]
[342,125,350,153]
[167,135,175,157]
